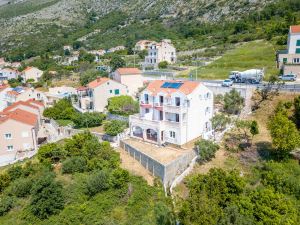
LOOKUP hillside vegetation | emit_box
[2,0,300,61]
[189,40,279,80]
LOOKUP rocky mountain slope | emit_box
[0,0,282,57]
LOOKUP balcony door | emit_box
[175,97,181,106]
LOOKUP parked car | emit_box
[279,74,297,81]
[222,79,233,87]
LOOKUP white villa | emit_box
[0,68,19,82]
[129,80,213,146]
[277,25,300,76]
[143,39,176,69]
[113,68,143,97]
[22,67,43,82]
[74,77,128,113]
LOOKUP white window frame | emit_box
[4,133,12,139]
[7,145,14,151]
[169,131,176,138]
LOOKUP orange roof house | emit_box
[290,25,300,34]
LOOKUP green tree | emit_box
[30,173,64,219]
[294,95,300,128]
[211,113,231,132]
[104,120,128,136]
[38,143,65,163]
[107,95,139,116]
[0,196,14,216]
[6,177,32,198]
[72,112,106,128]
[110,168,130,189]
[154,202,175,225]
[61,157,87,174]
[195,139,220,162]
[80,69,108,86]
[268,111,300,157]
[86,171,110,197]
[109,55,125,71]
[138,49,148,59]
[72,41,82,50]
[224,89,244,115]
[158,61,168,69]
[250,120,259,139]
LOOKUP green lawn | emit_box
[188,40,279,80]
[56,119,74,127]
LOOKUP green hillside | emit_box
[189,40,279,80]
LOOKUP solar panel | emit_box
[161,82,183,89]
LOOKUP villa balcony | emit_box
[163,104,188,114]
[140,101,152,108]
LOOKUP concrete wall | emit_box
[120,140,197,188]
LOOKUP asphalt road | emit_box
[142,75,300,92]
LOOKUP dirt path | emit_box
[117,148,154,186]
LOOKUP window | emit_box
[114,89,120,95]
[109,90,112,94]
[283,58,287,63]
[296,48,300,54]
[169,131,175,138]
[21,132,29,138]
[7,145,13,151]
[107,82,110,85]
[144,94,149,104]
[175,97,181,106]
[4,133,12,139]
[293,58,300,63]
[297,40,300,46]
[175,114,180,122]
[145,108,150,113]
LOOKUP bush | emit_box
[30,173,64,219]
[158,61,168,69]
[104,120,128,136]
[43,98,76,120]
[7,165,23,181]
[38,143,66,163]
[0,196,14,216]
[62,157,87,174]
[72,112,106,128]
[224,89,244,115]
[0,173,11,192]
[111,168,130,189]
[86,171,110,197]
[195,140,219,162]
[107,96,139,116]
[6,177,32,198]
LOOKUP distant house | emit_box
[135,40,157,51]
[129,80,213,146]
[113,68,143,97]
[0,68,19,81]
[3,86,45,106]
[0,109,39,166]
[108,46,126,53]
[277,25,300,76]
[143,39,177,69]
[63,45,72,51]
[44,86,76,106]
[3,99,44,124]
[22,67,43,82]
[74,77,128,113]
[11,62,22,69]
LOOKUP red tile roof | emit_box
[3,101,40,113]
[116,68,141,75]
[146,80,200,96]
[76,86,89,91]
[290,25,300,33]
[0,109,38,126]
[26,99,44,107]
[6,90,19,96]
[87,77,110,89]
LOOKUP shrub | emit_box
[86,171,110,197]
[38,143,66,163]
[158,61,168,69]
[0,196,14,216]
[62,157,87,174]
[111,168,129,189]
[0,173,11,192]
[7,165,23,181]
[107,96,139,116]
[6,177,32,198]
[195,140,219,162]
[224,89,244,115]
[72,112,106,128]
[30,173,64,219]
[104,120,128,136]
